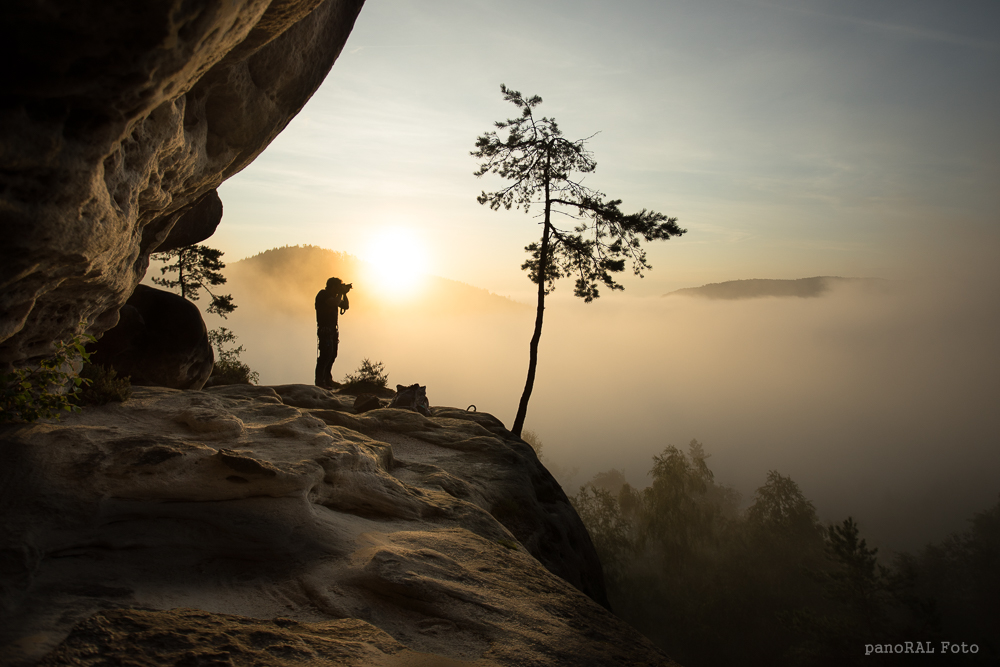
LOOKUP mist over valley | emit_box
[196,245,1000,555]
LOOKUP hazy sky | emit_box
[215,0,1000,300]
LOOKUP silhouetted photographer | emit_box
[315,277,351,388]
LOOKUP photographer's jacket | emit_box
[315,289,348,329]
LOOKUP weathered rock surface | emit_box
[0,0,366,370]
[271,383,356,410]
[88,284,215,390]
[0,386,676,666]
[354,393,383,413]
[153,189,225,253]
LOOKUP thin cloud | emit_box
[737,0,1000,52]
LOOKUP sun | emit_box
[362,228,429,298]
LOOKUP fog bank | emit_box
[205,252,999,553]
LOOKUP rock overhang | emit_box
[0,0,366,370]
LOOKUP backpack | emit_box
[388,384,431,416]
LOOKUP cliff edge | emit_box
[0,386,675,666]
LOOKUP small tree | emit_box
[151,245,236,318]
[572,485,635,580]
[642,440,734,558]
[342,358,389,393]
[1,332,94,422]
[520,428,544,460]
[784,517,902,665]
[207,327,259,385]
[824,517,895,632]
[746,470,824,543]
[473,85,686,435]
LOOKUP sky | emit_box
[198,0,1000,552]
[215,0,1000,301]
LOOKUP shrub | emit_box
[1,333,94,423]
[521,428,544,460]
[76,363,132,405]
[341,358,389,394]
[207,327,259,386]
[211,359,259,385]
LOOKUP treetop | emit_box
[473,84,686,302]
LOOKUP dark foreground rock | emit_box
[0,386,676,666]
[88,285,214,390]
[35,609,475,667]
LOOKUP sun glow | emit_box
[362,228,429,298]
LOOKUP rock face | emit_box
[153,189,226,254]
[0,387,675,666]
[88,285,215,390]
[0,0,366,371]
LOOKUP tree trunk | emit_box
[512,165,552,437]
[178,250,187,300]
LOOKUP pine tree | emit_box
[151,245,236,318]
[472,85,686,435]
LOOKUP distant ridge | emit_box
[228,245,528,316]
[664,276,888,300]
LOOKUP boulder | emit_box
[353,393,382,413]
[0,386,676,666]
[0,0,366,371]
[88,285,214,390]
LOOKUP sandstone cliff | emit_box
[0,0,365,370]
[0,386,676,666]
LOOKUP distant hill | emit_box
[227,245,527,318]
[664,277,889,300]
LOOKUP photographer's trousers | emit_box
[315,326,339,387]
